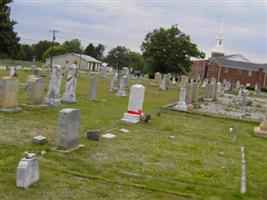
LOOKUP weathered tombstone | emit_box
[192,81,199,103]
[185,81,193,105]
[255,84,261,95]
[159,74,168,90]
[24,77,46,108]
[62,64,78,103]
[210,77,216,84]
[109,71,118,92]
[121,84,145,123]
[171,76,176,84]
[154,72,162,85]
[99,65,107,77]
[9,67,16,77]
[0,76,22,112]
[217,82,224,97]
[89,77,97,101]
[45,65,63,107]
[116,67,129,97]
[204,82,215,101]
[174,87,187,111]
[239,89,249,106]
[16,153,39,189]
[180,75,189,88]
[235,81,240,89]
[210,81,217,100]
[57,108,80,150]
[201,79,208,88]
[254,113,267,138]
[225,81,231,91]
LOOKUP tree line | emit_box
[0,1,205,75]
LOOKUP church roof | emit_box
[211,54,265,71]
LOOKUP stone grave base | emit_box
[174,102,187,111]
[121,113,140,123]
[61,99,78,104]
[116,91,127,97]
[254,127,267,138]
[53,144,85,153]
[149,82,160,87]
[21,104,48,110]
[45,98,61,107]
[0,107,22,113]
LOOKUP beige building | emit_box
[45,53,102,71]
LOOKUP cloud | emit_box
[11,0,267,62]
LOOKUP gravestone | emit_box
[180,75,189,88]
[57,108,80,150]
[185,82,193,105]
[45,65,64,107]
[154,72,162,85]
[192,81,199,103]
[254,113,267,138]
[210,81,217,100]
[174,87,187,111]
[16,153,39,189]
[201,79,208,88]
[89,77,97,101]
[62,64,78,103]
[159,74,168,90]
[121,84,145,123]
[99,65,107,77]
[225,81,231,91]
[216,82,224,97]
[171,76,176,84]
[239,89,249,106]
[109,70,119,92]
[0,76,22,112]
[116,67,129,97]
[24,77,46,108]
[9,67,16,77]
[235,81,240,89]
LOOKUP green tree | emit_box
[32,40,59,61]
[42,46,67,60]
[62,39,82,53]
[20,44,34,61]
[0,0,20,59]
[105,46,130,70]
[84,43,105,60]
[141,25,205,75]
[128,51,145,72]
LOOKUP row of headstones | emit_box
[109,67,129,96]
[16,83,146,189]
[0,64,100,111]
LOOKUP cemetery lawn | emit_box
[0,70,267,200]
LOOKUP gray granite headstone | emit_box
[57,108,80,150]
[16,153,39,189]
[89,77,97,101]
[62,64,78,103]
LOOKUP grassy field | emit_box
[0,70,266,200]
[0,59,43,68]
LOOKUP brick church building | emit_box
[190,23,267,87]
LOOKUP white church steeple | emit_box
[212,19,225,55]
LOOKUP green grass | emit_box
[0,70,267,200]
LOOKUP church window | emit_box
[248,70,252,76]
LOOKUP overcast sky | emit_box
[11,0,267,63]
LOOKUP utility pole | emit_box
[49,29,59,69]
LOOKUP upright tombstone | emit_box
[235,81,240,89]
[174,87,187,111]
[116,67,129,97]
[192,81,199,103]
[239,89,249,106]
[0,76,22,112]
[159,74,168,90]
[225,81,231,91]
[16,153,39,189]
[204,82,214,101]
[154,72,162,85]
[109,71,118,92]
[24,77,46,108]
[62,64,78,103]
[45,65,64,107]
[254,113,267,138]
[180,75,189,88]
[9,67,16,77]
[217,82,224,97]
[89,77,97,101]
[57,108,80,150]
[185,81,193,105]
[99,65,107,77]
[210,81,217,100]
[171,76,176,84]
[121,84,145,123]
[201,79,208,88]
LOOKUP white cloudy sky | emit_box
[11,0,267,63]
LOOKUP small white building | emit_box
[45,53,102,71]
